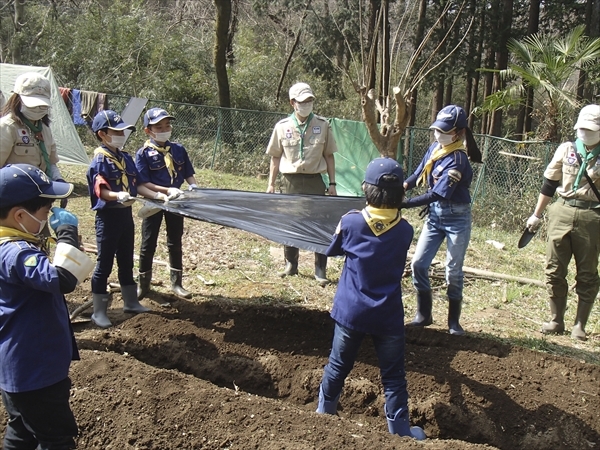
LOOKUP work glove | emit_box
[49,207,78,232]
[167,187,184,200]
[154,192,169,202]
[188,184,200,191]
[526,214,541,231]
[116,191,132,203]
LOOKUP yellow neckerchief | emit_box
[94,146,129,191]
[145,139,175,183]
[0,226,42,246]
[361,206,401,236]
[417,140,466,187]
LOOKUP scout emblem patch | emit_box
[313,126,321,134]
[24,255,38,267]
[18,128,30,144]
[285,129,293,139]
[567,150,576,165]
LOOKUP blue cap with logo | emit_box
[364,157,404,187]
[92,110,136,133]
[430,105,468,133]
[0,164,73,208]
[143,108,175,127]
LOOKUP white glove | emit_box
[154,192,169,202]
[188,184,199,191]
[116,192,132,203]
[167,187,184,200]
[526,214,541,231]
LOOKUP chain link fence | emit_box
[76,95,556,231]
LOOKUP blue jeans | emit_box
[320,322,408,414]
[411,200,472,300]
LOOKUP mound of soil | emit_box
[2,292,598,450]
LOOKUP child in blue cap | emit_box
[135,107,199,300]
[86,110,168,328]
[0,164,94,449]
[316,157,426,440]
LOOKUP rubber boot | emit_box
[385,405,426,440]
[314,253,330,286]
[406,291,433,327]
[315,385,340,415]
[277,246,299,277]
[541,297,566,334]
[137,270,152,300]
[448,297,465,336]
[170,268,192,299]
[571,300,594,341]
[91,293,112,329]
[122,284,150,314]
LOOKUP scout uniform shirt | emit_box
[0,234,77,393]
[135,139,195,188]
[544,141,600,203]
[325,208,414,336]
[407,141,473,203]
[86,144,139,210]
[266,114,337,174]
[0,115,59,173]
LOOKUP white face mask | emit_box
[295,101,314,118]
[577,129,600,147]
[18,209,47,236]
[152,131,172,142]
[21,105,49,121]
[434,130,456,146]
[107,134,127,149]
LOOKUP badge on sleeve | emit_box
[448,169,462,186]
[24,255,38,267]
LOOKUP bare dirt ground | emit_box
[2,216,599,450]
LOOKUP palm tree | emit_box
[481,25,600,142]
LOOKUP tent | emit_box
[0,63,89,165]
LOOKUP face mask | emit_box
[20,105,49,121]
[295,101,313,118]
[18,209,47,236]
[107,134,127,149]
[434,130,456,146]
[152,131,172,142]
[577,129,600,147]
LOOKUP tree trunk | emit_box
[490,0,513,136]
[12,0,25,64]
[214,0,231,108]
[408,0,428,127]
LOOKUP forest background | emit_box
[1,0,599,146]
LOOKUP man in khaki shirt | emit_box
[266,82,338,285]
[527,104,600,341]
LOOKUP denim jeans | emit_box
[411,200,472,300]
[320,322,408,414]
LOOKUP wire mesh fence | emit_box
[76,95,557,231]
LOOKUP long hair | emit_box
[362,175,405,208]
[460,127,482,163]
[0,93,51,126]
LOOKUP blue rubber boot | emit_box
[385,405,426,440]
[316,385,340,415]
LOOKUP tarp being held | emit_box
[143,189,366,254]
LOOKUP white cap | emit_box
[573,104,600,131]
[13,72,51,107]
[289,83,315,102]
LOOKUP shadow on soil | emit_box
[71,293,600,450]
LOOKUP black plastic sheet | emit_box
[147,189,365,254]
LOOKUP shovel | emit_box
[517,227,536,249]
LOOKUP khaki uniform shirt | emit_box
[266,114,337,174]
[0,115,59,173]
[544,141,600,202]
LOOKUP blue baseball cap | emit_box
[143,108,175,127]
[0,164,73,208]
[430,105,468,132]
[92,110,136,133]
[364,157,404,187]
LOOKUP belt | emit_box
[559,198,600,209]
[282,173,322,178]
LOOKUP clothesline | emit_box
[58,87,108,126]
